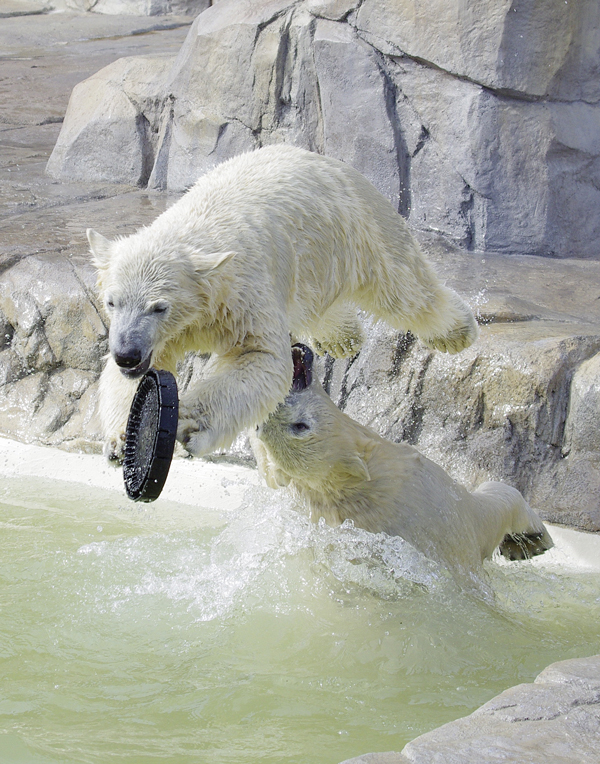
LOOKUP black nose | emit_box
[114,350,142,368]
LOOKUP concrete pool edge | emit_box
[0,434,259,512]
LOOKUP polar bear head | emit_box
[87,228,234,378]
[256,345,371,491]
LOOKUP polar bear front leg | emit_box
[98,355,141,463]
[177,341,293,457]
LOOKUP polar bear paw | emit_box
[312,324,365,359]
[177,417,219,457]
[312,336,361,359]
[498,531,553,560]
[424,312,479,355]
[104,431,126,465]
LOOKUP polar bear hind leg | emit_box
[335,166,479,355]
[360,276,479,356]
[474,482,554,560]
[498,531,553,561]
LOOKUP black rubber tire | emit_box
[123,369,179,502]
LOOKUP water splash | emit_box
[76,486,445,625]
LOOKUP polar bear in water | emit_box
[88,145,477,462]
[250,344,553,574]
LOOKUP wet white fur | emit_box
[251,380,552,574]
[89,145,478,460]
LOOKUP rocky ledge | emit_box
[342,654,600,764]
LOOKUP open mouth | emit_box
[118,355,152,379]
[291,344,313,391]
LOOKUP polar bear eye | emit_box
[105,297,115,310]
[150,302,169,315]
[291,421,310,435]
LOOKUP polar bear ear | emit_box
[87,229,113,268]
[194,251,236,278]
[339,454,371,483]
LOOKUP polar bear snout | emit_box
[110,332,153,378]
[113,346,143,369]
[108,311,157,378]
[113,349,152,378]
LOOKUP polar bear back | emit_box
[151,145,440,335]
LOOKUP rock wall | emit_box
[0,13,189,447]
[0,253,105,452]
[6,234,599,528]
[326,327,600,533]
[46,0,600,257]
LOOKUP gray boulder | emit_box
[564,353,600,455]
[46,55,177,186]
[356,0,600,100]
[538,352,600,530]
[46,0,600,257]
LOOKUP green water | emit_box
[1,476,599,764]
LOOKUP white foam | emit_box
[542,523,600,572]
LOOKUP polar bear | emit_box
[250,344,553,574]
[88,145,478,461]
